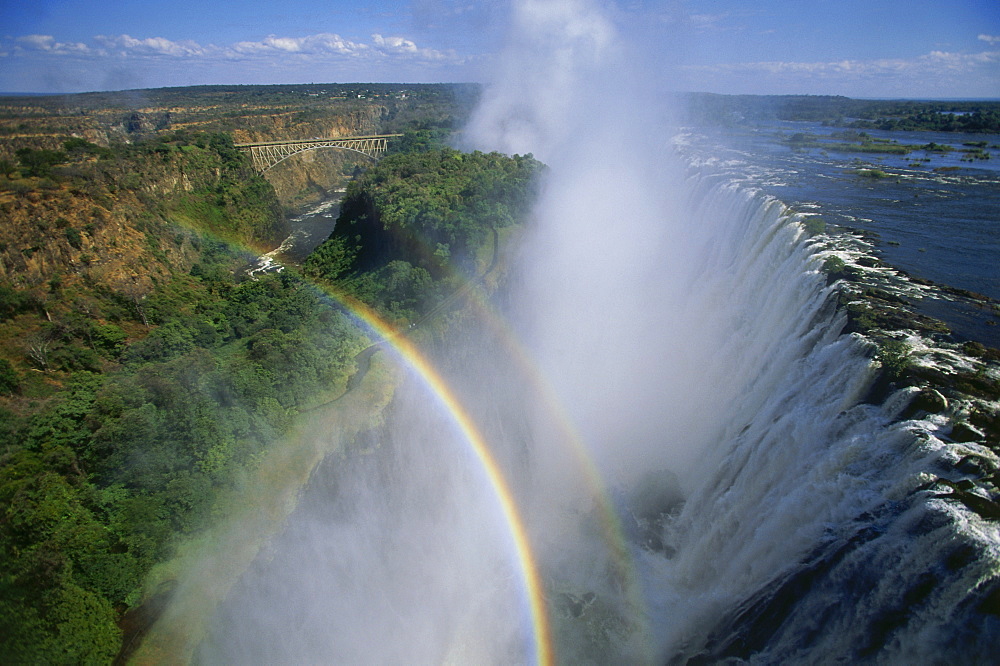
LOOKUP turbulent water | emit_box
[623,181,1000,666]
[198,165,1000,663]
[196,1,1000,663]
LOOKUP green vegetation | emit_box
[802,216,827,236]
[852,168,891,179]
[875,338,912,379]
[0,85,542,660]
[786,131,912,155]
[847,105,1000,133]
[15,147,67,178]
[0,248,372,661]
[305,147,543,322]
[783,130,990,164]
[686,94,1000,133]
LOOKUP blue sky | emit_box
[1,0,997,97]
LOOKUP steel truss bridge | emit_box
[234,134,403,172]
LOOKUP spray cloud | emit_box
[189,1,987,663]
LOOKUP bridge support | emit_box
[235,134,402,172]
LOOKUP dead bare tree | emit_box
[25,332,52,371]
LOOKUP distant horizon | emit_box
[2,1,997,99]
[2,83,999,105]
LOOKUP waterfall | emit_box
[196,1,999,662]
[197,155,1000,664]
[458,2,1000,658]
[616,175,1000,663]
[503,154,1000,661]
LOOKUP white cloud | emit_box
[373,34,419,54]
[372,34,455,61]
[0,28,474,91]
[15,34,91,54]
[94,34,209,57]
[978,34,1000,45]
[230,34,367,57]
[688,13,729,32]
[681,47,1000,95]
[3,31,460,66]
[16,34,57,50]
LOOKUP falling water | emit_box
[195,0,1000,663]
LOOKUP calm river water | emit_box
[679,121,1000,347]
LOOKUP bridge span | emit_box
[235,134,403,172]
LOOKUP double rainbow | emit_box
[312,274,653,663]
[231,209,653,661]
[319,286,556,665]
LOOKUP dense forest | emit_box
[0,130,357,661]
[685,93,1000,132]
[304,148,542,321]
[0,82,542,660]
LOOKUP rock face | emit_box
[231,106,389,212]
[263,148,363,212]
[0,141,284,301]
[0,181,191,296]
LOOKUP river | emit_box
[676,122,1000,348]
[247,194,343,277]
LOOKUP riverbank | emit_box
[246,193,344,278]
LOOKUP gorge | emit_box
[1,5,999,663]
[193,2,1000,663]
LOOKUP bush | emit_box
[94,324,128,357]
[877,339,911,378]
[823,255,846,274]
[0,358,19,394]
[0,285,29,320]
[803,216,826,236]
[65,227,83,249]
[853,168,890,179]
[15,148,66,178]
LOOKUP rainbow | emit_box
[451,277,655,658]
[248,218,651,659]
[417,223,653,648]
[316,285,556,666]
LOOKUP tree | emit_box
[0,359,19,395]
[0,158,17,179]
[25,332,52,371]
[15,148,66,178]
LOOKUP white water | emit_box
[198,165,1000,663]
[464,0,1000,661]
[197,1,1000,662]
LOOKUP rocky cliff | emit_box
[0,137,284,303]
[230,105,389,211]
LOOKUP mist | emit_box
[198,0,825,660]
[189,1,997,663]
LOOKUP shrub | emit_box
[0,358,19,394]
[65,227,83,249]
[94,324,128,357]
[15,147,66,178]
[877,339,911,379]
[803,216,826,236]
